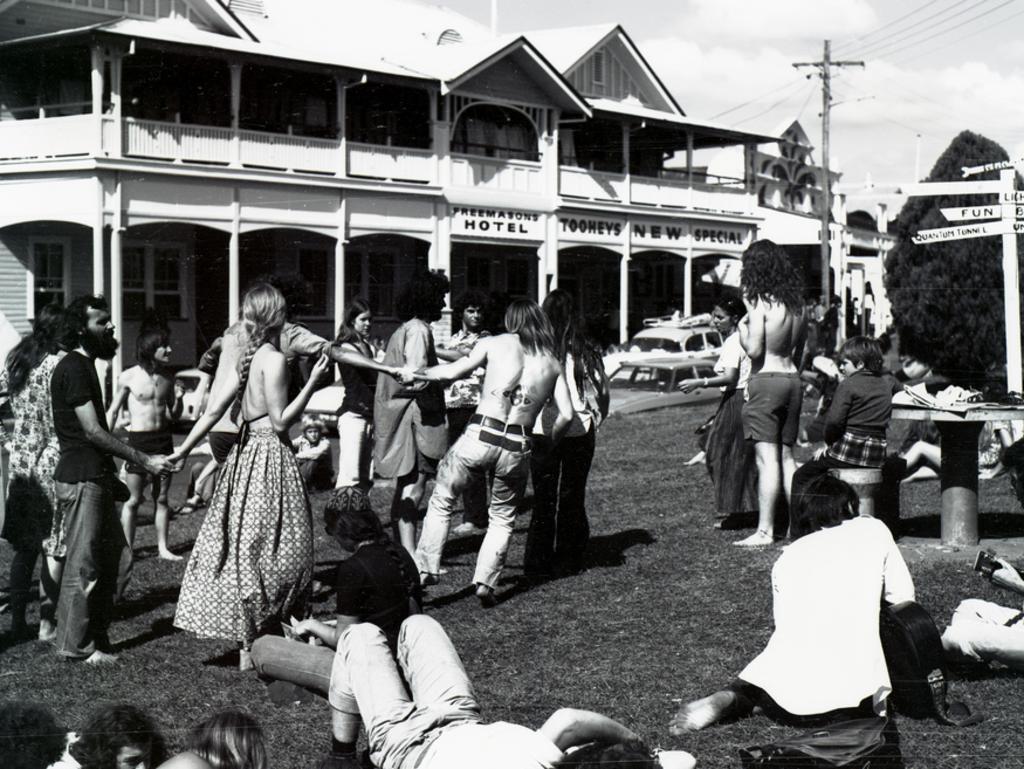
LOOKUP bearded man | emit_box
[50,294,176,663]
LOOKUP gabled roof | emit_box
[590,98,778,147]
[524,23,685,117]
[0,0,257,40]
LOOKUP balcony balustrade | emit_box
[0,114,93,162]
[347,142,434,184]
[450,153,544,195]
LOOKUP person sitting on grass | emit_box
[323,613,674,769]
[249,486,421,763]
[52,703,166,769]
[791,336,904,530]
[292,414,333,491]
[941,553,1024,672]
[669,474,914,734]
[155,709,266,769]
[0,701,66,769]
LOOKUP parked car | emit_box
[304,380,345,432]
[608,357,720,416]
[173,368,211,424]
[603,323,723,376]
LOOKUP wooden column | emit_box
[619,223,631,344]
[90,45,104,155]
[229,188,240,323]
[109,175,123,384]
[334,195,346,334]
[107,49,122,158]
[93,177,105,295]
[229,63,242,167]
[335,76,348,178]
[622,122,631,205]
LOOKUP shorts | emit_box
[417,447,439,476]
[125,430,174,474]
[208,431,238,465]
[743,372,803,446]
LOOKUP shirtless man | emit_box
[106,323,183,561]
[409,299,575,607]
[735,240,807,547]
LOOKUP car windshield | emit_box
[629,336,682,353]
[176,376,200,392]
[611,366,673,392]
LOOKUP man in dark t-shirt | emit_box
[51,295,175,663]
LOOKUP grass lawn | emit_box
[3,406,1024,768]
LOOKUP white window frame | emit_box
[26,237,71,319]
[120,240,187,320]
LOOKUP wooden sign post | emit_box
[904,168,1022,393]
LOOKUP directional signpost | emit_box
[900,166,1023,547]
[904,167,1023,393]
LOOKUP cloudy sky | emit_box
[444,0,1024,211]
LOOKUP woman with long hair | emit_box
[524,289,609,578]
[0,303,70,640]
[157,709,267,769]
[250,486,421,768]
[174,283,331,670]
[333,298,402,490]
[677,295,757,529]
[373,269,450,556]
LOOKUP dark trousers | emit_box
[54,479,130,658]
[728,679,876,728]
[524,429,596,576]
[446,407,490,528]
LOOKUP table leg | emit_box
[937,422,984,547]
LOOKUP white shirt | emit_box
[715,331,750,392]
[421,722,563,769]
[739,516,915,716]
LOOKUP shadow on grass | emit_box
[116,616,177,652]
[901,512,1024,540]
[113,584,181,622]
[436,528,660,609]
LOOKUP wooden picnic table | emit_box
[891,406,1024,547]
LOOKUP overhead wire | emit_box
[731,81,817,127]
[832,0,961,55]
[708,77,809,120]
[889,2,1024,65]
[843,0,993,60]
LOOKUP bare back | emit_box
[240,344,284,428]
[745,298,806,375]
[210,324,245,434]
[476,333,563,426]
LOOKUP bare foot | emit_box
[239,648,254,672]
[668,691,736,734]
[84,650,119,665]
[733,530,773,547]
[38,620,56,642]
[158,549,183,562]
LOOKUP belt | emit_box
[469,413,527,436]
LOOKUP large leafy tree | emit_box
[885,130,1022,385]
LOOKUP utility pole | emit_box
[794,41,863,303]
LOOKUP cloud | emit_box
[677,0,877,42]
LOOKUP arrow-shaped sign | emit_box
[940,205,1001,222]
[899,180,1004,197]
[912,221,1010,244]
[961,157,1024,178]
[1003,191,1024,204]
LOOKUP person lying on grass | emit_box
[249,487,422,755]
[156,709,266,769]
[669,474,914,734]
[322,613,684,769]
[52,703,166,769]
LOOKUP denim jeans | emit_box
[54,478,130,658]
[524,429,595,576]
[445,408,490,529]
[328,616,482,769]
[942,599,1024,671]
[415,424,530,588]
[250,635,335,695]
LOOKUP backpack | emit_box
[738,717,903,768]
[879,601,982,726]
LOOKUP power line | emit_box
[731,82,816,126]
[708,77,808,120]
[843,0,990,59]
[856,0,1018,61]
[832,0,959,54]
[890,2,1024,65]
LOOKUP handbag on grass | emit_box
[738,716,904,768]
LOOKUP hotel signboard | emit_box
[450,206,544,241]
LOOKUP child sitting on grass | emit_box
[791,336,903,530]
[293,414,333,490]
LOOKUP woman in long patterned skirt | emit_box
[678,296,757,528]
[173,283,331,670]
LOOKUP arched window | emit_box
[452,104,539,161]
